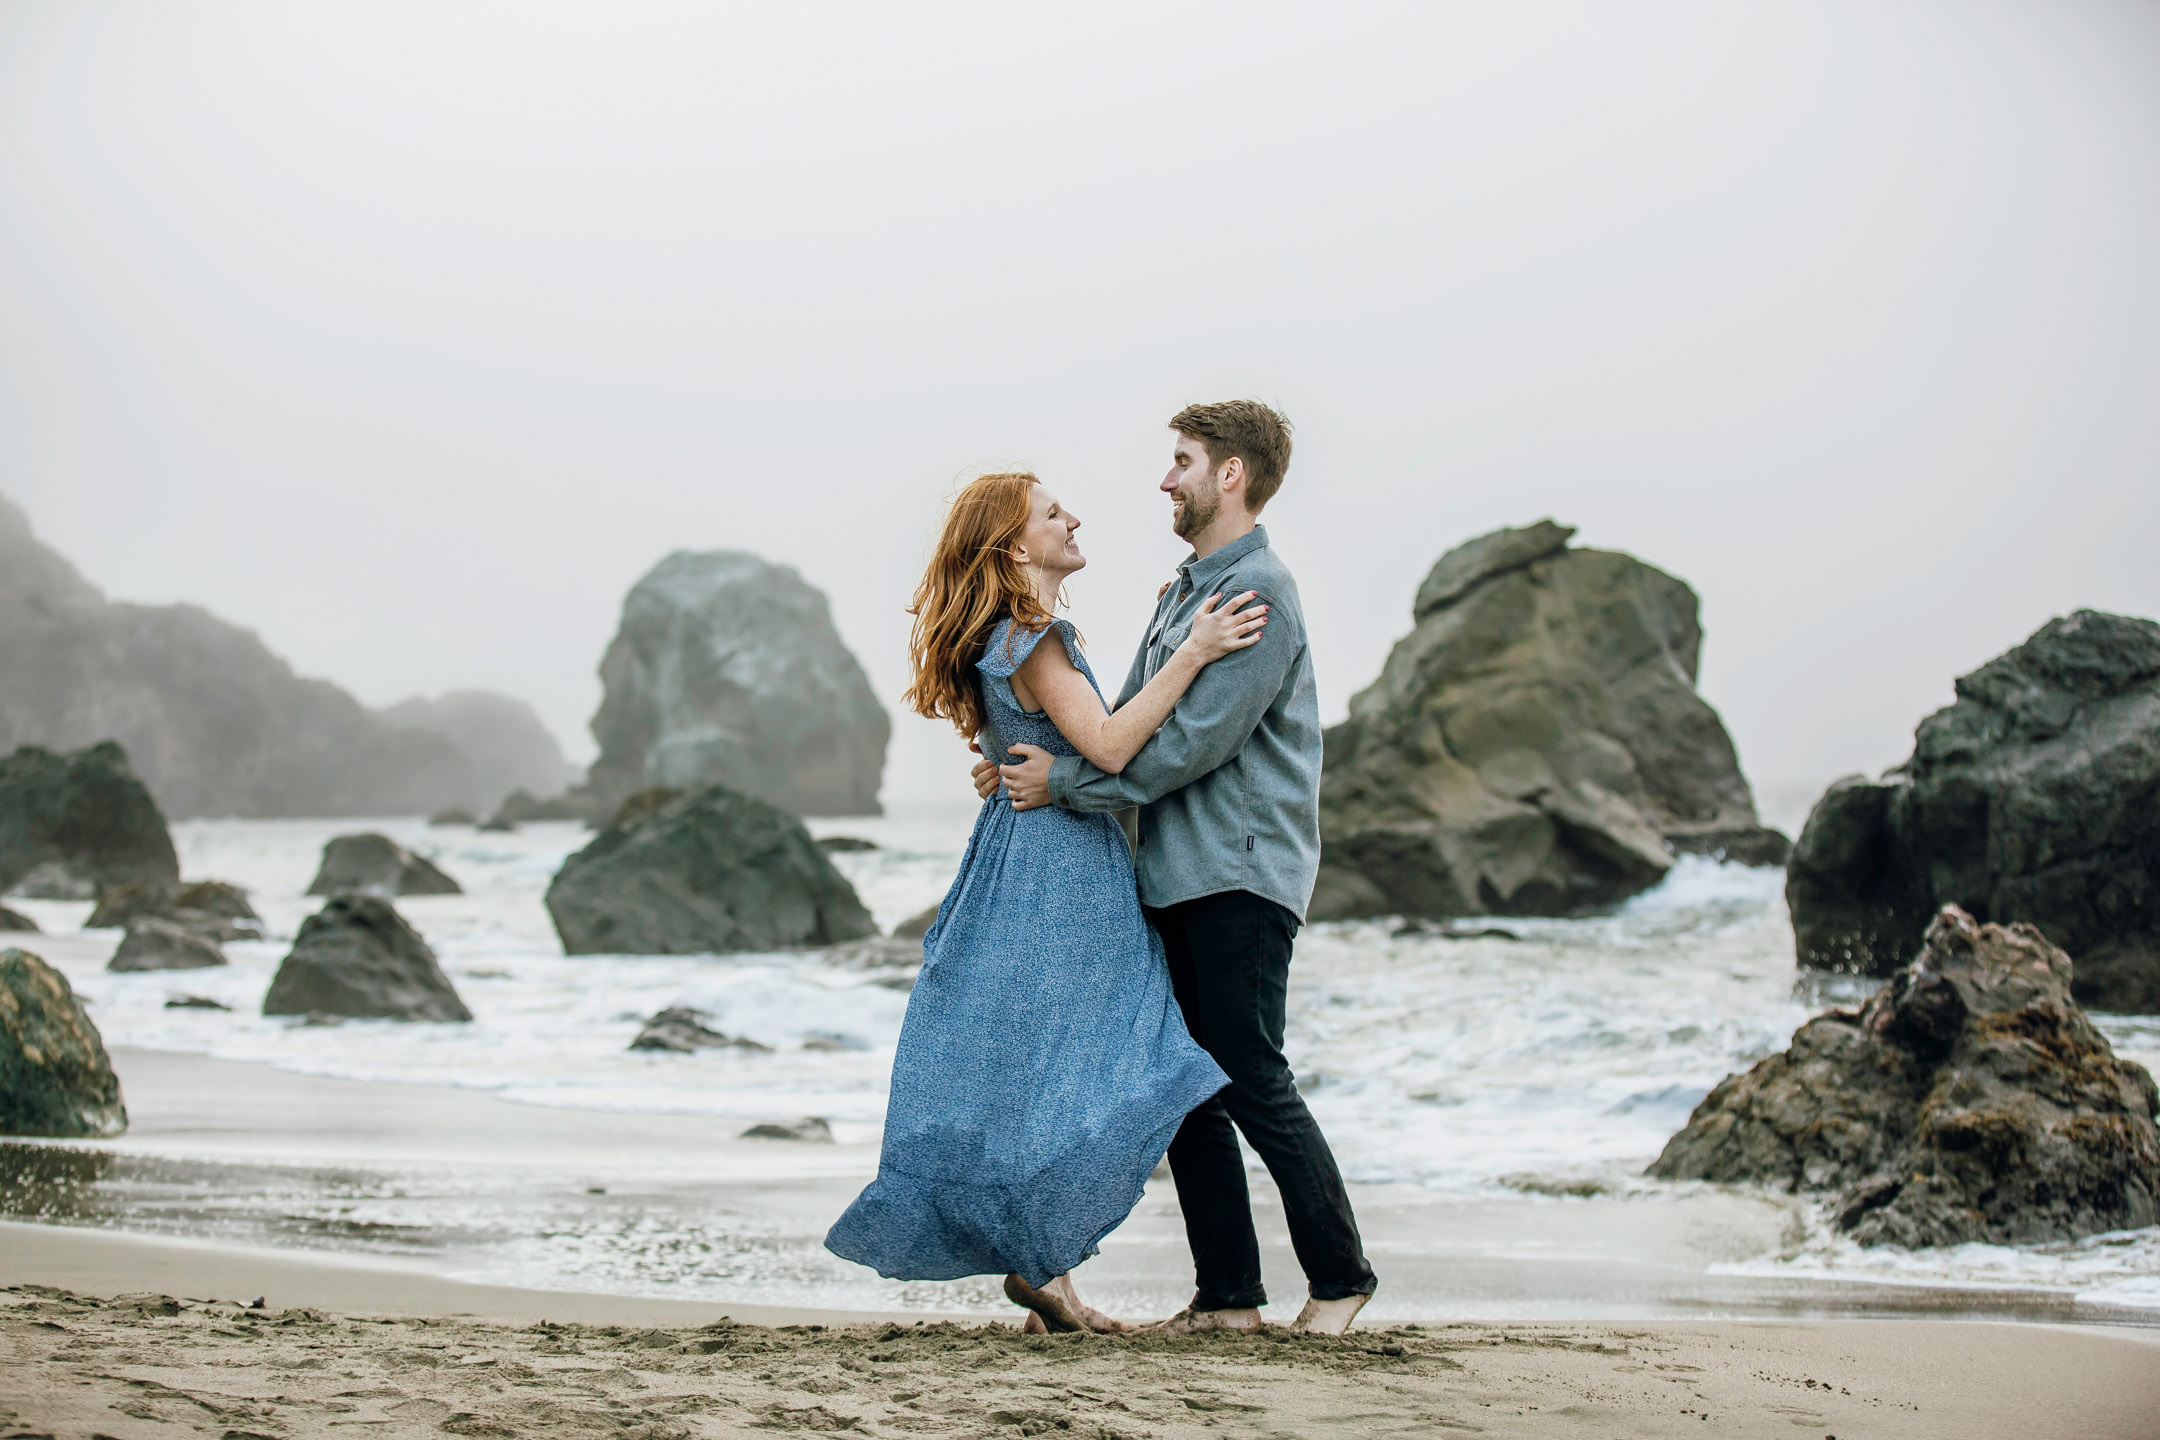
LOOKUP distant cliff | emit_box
[0,496,556,818]
[379,691,579,812]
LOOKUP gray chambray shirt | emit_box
[1045,525,1322,922]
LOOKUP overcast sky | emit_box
[3,0,2155,820]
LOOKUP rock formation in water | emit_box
[546,784,877,956]
[87,879,260,943]
[629,1006,772,1054]
[109,918,227,972]
[306,834,462,898]
[488,788,609,827]
[0,494,558,817]
[379,691,579,813]
[585,551,888,817]
[891,903,942,941]
[1650,906,2159,1247]
[1786,610,2160,1012]
[0,742,179,900]
[0,947,127,1136]
[1311,522,1784,920]
[741,1116,834,1143]
[262,895,471,1022]
[0,905,36,933]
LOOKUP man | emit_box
[972,400,1377,1334]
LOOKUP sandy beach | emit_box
[6,1048,2160,1435]
[15,1045,2155,1326]
[4,1230,2158,1440]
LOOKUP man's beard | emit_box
[1172,482,1220,540]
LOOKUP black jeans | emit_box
[1146,890,1376,1310]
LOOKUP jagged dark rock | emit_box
[262,895,470,1022]
[0,742,179,904]
[0,905,36,933]
[164,994,229,1010]
[1649,906,2160,1247]
[306,834,462,898]
[546,784,877,956]
[428,807,478,827]
[1312,522,1784,920]
[816,836,877,853]
[628,1006,771,1054]
[585,550,888,817]
[1786,610,2160,1011]
[0,947,127,1136]
[109,918,227,972]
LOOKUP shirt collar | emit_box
[1177,524,1270,592]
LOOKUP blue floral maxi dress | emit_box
[825,619,1228,1288]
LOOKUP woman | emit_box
[824,471,1266,1332]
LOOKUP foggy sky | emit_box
[3,0,2156,821]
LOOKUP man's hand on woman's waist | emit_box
[967,740,1055,809]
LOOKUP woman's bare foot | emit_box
[1004,1273,1093,1332]
[1044,1274,1131,1334]
[1290,1294,1370,1335]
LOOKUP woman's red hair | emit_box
[905,472,1059,740]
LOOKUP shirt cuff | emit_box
[1047,754,1085,808]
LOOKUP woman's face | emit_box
[1016,483,1085,578]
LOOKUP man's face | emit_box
[1162,430,1221,541]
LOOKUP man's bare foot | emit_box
[1291,1294,1370,1335]
[1022,1311,1048,1335]
[1150,1306,1263,1334]
[1004,1273,1092,1333]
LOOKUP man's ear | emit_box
[1217,454,1247,498]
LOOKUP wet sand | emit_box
[2,1246,2156,1440]
[5,1045,2160,1436]
[20,1048,2147,1324]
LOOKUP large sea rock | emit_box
[1312,522,1784,919]
[546,784,877,955]
[87,879,260,943]
[0,742,179,899]
[1786,610,2160,1011]
[585,551,888,816]
[262,896,471,1022]
[109,918,227,972]
[307,834,462,898]
[379,690,579,813]
[0,947,127,1136]
[1650,906,2159,1248]
[0,493,544,818]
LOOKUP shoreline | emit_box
[1,1047,2152,1325]
[4,1238,2157,1440]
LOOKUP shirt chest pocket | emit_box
[1146,614,1189,673]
